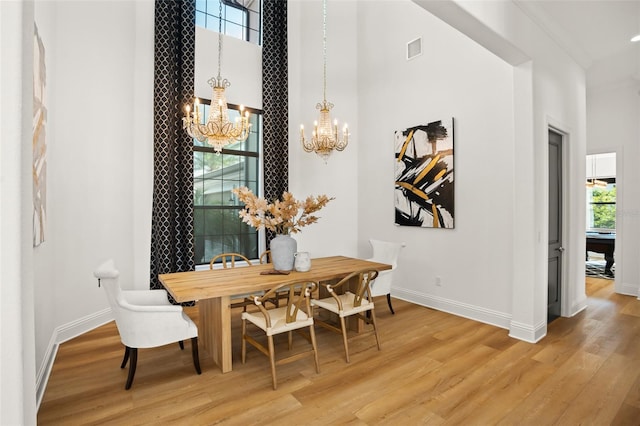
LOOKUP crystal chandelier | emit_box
[300,0,349,163]
[183,1,251,153]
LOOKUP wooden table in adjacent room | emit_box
[158,255,391,373]
[586,232,615,276]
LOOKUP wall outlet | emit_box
[435,276,442,286]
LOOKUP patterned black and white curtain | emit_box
[150,0,196,291]
[262,0,289,244]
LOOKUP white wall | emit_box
[354,1,515,324]
[30,0,156,407]
[288,0,360,258]
[366,0,588,340]
[32,0,57,404]
[587,81,640,297]
[1,0,37,422]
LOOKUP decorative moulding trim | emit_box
[508,319,546,343]
[36,308,113,410]
[570,297,588,317]
[35,333,59,411]
[55,308,113,344]
[392,287,512,331]
[617,281,639,298]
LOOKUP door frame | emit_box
[586,148,623,294]
[548,126,569,318]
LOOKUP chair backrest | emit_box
[327,269,379,308]
[93,259,139,347]
[210,253,252,269]
[93,259,124,322]
[351,269,378,307]
[369,239,405,268]
[253,281,318,328]
[259,250,271,264]
[94,259,195,348]
[367,240,404,297]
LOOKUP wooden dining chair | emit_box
[210,252,253,269]
[210,253,255,310]
[241,281,320,390]
[259,249,289,307]
[311,269,381,363]
[259,250,271,265]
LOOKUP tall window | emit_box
[195,0,261,45]
[193,102,262,265]
[586,153,616,232]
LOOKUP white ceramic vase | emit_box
[294,252,311,272]
[270,234,297,271]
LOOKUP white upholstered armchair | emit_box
[366,239,406,314]
[93,259,201,390]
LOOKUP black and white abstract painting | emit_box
[394,118,454,228]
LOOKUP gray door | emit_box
[548,129,563,322]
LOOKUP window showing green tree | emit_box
[193,102,262,265]
[587,180,616,231]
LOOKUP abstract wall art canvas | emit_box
[33,24,47,246]
[395,118,454,228]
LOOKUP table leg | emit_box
[198,295,233,373]
[604,253,615,276]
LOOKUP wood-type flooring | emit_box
[38,277,640,425]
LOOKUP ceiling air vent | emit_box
[407,37,422,60]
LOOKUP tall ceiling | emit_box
[514,0,640,90]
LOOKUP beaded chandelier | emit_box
[183,1,250,153]
[300,0,349,163]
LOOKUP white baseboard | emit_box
[36,308,113,410]
[508,319,547,343]
[570,296,588,317]
[392,287,512,331]
[35,334,59,412]
[616,281,639,298]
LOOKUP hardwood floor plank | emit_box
[354,345,498,423]
[38,278,640,425]
[556,353,640,425]
[496,349,605,425]
[611,402,640,426]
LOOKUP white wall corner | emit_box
[35,335,59,410]
[55,307,113,344]
[618,281,640,298]
[36,308,113,410]
[570,297,588,317]
[392,287,512,331]
[508,319,547,343]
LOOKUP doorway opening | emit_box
[548,128,563,323]
[585,153,616,280]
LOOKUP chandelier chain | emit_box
[322,0,327,102]
[217,0,223,80]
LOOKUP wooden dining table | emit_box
[159,255,392,373]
